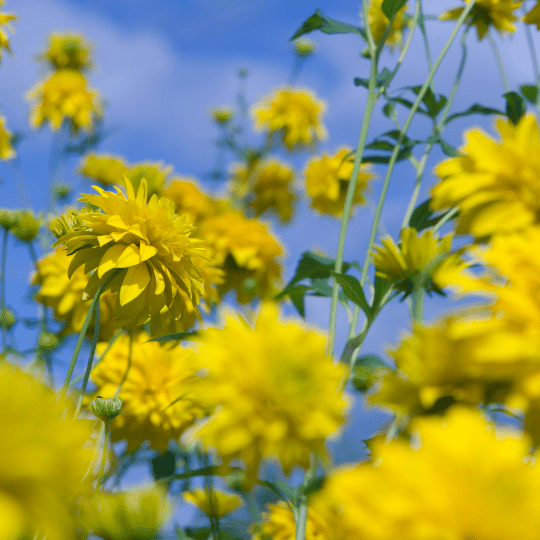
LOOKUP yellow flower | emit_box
[189,303,349,485]
[0,361,95,540]
[27,69,101,133]
[39,32,93,71]
[431,113,540,238]
[53,178,206,332]
[372,227,463,297]
[85,485,171,540]
[79,153,129,186]
[0,1,16,63]
[162,178,221,225]
[0,114,14,160]
[314,407,540,540]
[87,332,205,453]
[230,160,297,223]
[252,502,331,540]
[440,0,522,40]
[366,0,408,49]
[252,87,327,150]
[198,210,283,304]
[33,247,118,340]
[126,161,172,198]
[305,147,374,218]
[184,489,243,518]
[211,106,234,124]
[524,1,540,27]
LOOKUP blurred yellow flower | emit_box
[372,227,462,297]
[27,69,102,133]
[88,332,205,452]
[85,485,171,540]
[431,113,540,238]
[366,0,408,48]
[0,1,16,62]
[184,488,243,518]
[305,147,374,218]
[0,114,14,160]
[252,502,331,540]
[524,1,540,27]
[53,178,206,331]
[40,32,93,71]
[33,247,118,340]
[126,161,172,198]
[198,210,283,304]
[189,303,349,485]
[314,407,540,540]
[162,177,221,225]
[0,362,95,540]
[253,87,327,150]
[79,153,129,186]
[230,160,297,223]
[440,0,522,40]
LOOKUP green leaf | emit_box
[290,9,366,41]
[520,84,539,105]
[259,480,300,507]
[303,476,325,496]
[504,91,526,125]
[167,466,217,482]
[444,103,504,124]
[148,331,198,342]
[353,67,393,89]
[383,102,396,118]
[382,0,407,19]
[352,354,390,392]
[151,451,176,481]
[276,284,311,318]
[408,198,447,232]
[331,272,370,315]
[371,273,393,317]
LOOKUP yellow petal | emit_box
[139,242,158,262]
[119,264,151,306]
[98,244,126,278]
[116,244,142,268]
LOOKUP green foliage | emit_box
[503,91,526,125]
[520,84,539,105]
[351,354,390,392]
[381,0,407,20]
[354,68,393,90]
[408,198,450,232]
[444,102,504,125]
[147,331,198,343]
[290,9,367,41]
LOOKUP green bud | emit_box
[11,211,41,242]
[211,106,234,125]
[53,183,72,201]
[241,277,258,293]
[90,396,123,422]
[0,208,18,230]
[293,38,316,56]
[38,331,60,351]
[0,308,16,329]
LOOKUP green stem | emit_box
[487,31,510,93]
[418,0,433,75]
[294,455,317,540]
[203,453,221,540]
[411,282,424,322]
[60,270,118,399]
[74,298,102,419]
[96,419,110,489]
[522,6,540,112]
[0,228,7,353]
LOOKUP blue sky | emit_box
[1,0,539,530]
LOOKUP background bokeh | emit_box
[0,0,538,529]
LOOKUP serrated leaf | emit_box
[382,0,407,19]
[444,103,504,124]
[520,84,539,105]
[504,91,526,125]
[332,272,370,315]
[291,9,366,41]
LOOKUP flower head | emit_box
[39,32,93,71]
[211,106,234,124]
[87,332,205,452]
[372,227,463,297]
[0,114,14,160]
[431,113,540,238]
[27,69,101,133]
[252,87,327,150]
[314,407,540,540]
[0,1,16,63]
[366,0,408,49]
[252,502,330,540]
[305,147,374,218]
[184,489,243,518]
[53,177,206,332]
[79,153,129,186]
[230,160,297,223]
[198,210,284,304]
[440,0,522,40]
[189,303,349,485]
[0,361,95,540]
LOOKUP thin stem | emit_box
[418,0,433,75]
[294,455,318,540]
[0,228,8,352]
[60,269,118,399]
[411,283,424,322]
[96,420,110,489]
[288,55,307,87]
[487,31,510,93]
[522,6,540,112]
[74,298,102,419]
[203,453,221,540]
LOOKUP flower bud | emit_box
[0,308,16,329]
[53,183,72,201]
[38,331,60,351]
[211,106,234,124]
[90,396,123,422]
[293,38,316,56]
[0,208,18,230]
[11,210,41,242]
